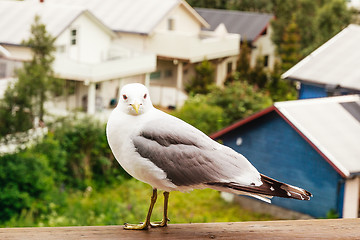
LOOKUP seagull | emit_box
[106,83,312,230]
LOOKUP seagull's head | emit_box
[118,83,153,116]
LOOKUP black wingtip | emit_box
[207,174,312,201]
[262,174,312,200]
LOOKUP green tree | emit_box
[208,81,272,124]
[186,0,227,9]
[249,55,268,88]
[294,0,318,56]
[0,83,33,137]
[18,15,58,122]
[316,0,352,45]
[279,16,301,71]
[272,0,352,63]
[229,0,274,13]
[0,15,59,137]
[185,59,215,95]
[173,94,225,135]
[236,39,251,79]
[271,0,297,49]
[266,60,297,101]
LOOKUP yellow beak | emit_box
[131,102,140,114]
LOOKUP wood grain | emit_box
[1,218,359,240]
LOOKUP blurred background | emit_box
[0,0,359,227]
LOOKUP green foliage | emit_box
[293,0,318,55]
[50,116,130,189]
[2,180,275,227]
[227,0,274,12]
[186,0,273,12]
[272,0,353,61]
[266,61,297,102]
[0,83,33,137]
[173,94,225,135]
[248,55,268,88]
[237,40,251,79]
[0,15,59,138]
[185,59,215,95]
[186,0,228,9]
[176,81,272,134]
[208,81,272,124]
[316,0,352,45]
[0,115,133,224]
[18,15,58,122]
[189,0,353,73]
[31,133,67,184]
[326,209,339,219]
[0,152,55,222]
[279,16,302,71]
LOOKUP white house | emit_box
[196,8,276,70]
[43,0,240,107]
[348,0,360,11]
[0,1,156,115]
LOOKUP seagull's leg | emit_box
[151,191,170,227]
[124,188,157,230]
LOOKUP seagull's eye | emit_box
[122,95,127,100]
[143,94,147,99]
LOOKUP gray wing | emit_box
[132,116,260,187]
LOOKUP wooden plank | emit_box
[0,219,359,240]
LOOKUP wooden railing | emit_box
[1,218,359,239]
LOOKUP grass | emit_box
[3,179,275,227]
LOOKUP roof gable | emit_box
[195,8,274,42]
[211,95,360,178]
[0,1,83,45]
[282,24,360,91]
[44,0,209,34]
[0,1,114,46]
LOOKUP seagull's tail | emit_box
[207,174,312,202]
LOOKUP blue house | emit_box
[211,95,360,218]
[282,24,360,99]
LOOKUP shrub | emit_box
[0,152,54,222]
[208,81,273,124]
[51,116,130,189]
[173,94,226,135]
[185,59,215,95]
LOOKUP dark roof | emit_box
[195,8,274,42]
[211,95,360,178]
[282,24,360,91]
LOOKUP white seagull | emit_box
[106,83,312,230]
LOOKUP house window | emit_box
[96,83,101,90]
[70,29,77,45]
[150,71,161,79]
[0,63,6,78]
[227,62,233,74]
[168,18,174,31]
[261,27,267,36]
[164,69,173,78]
[264,55,269,67]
